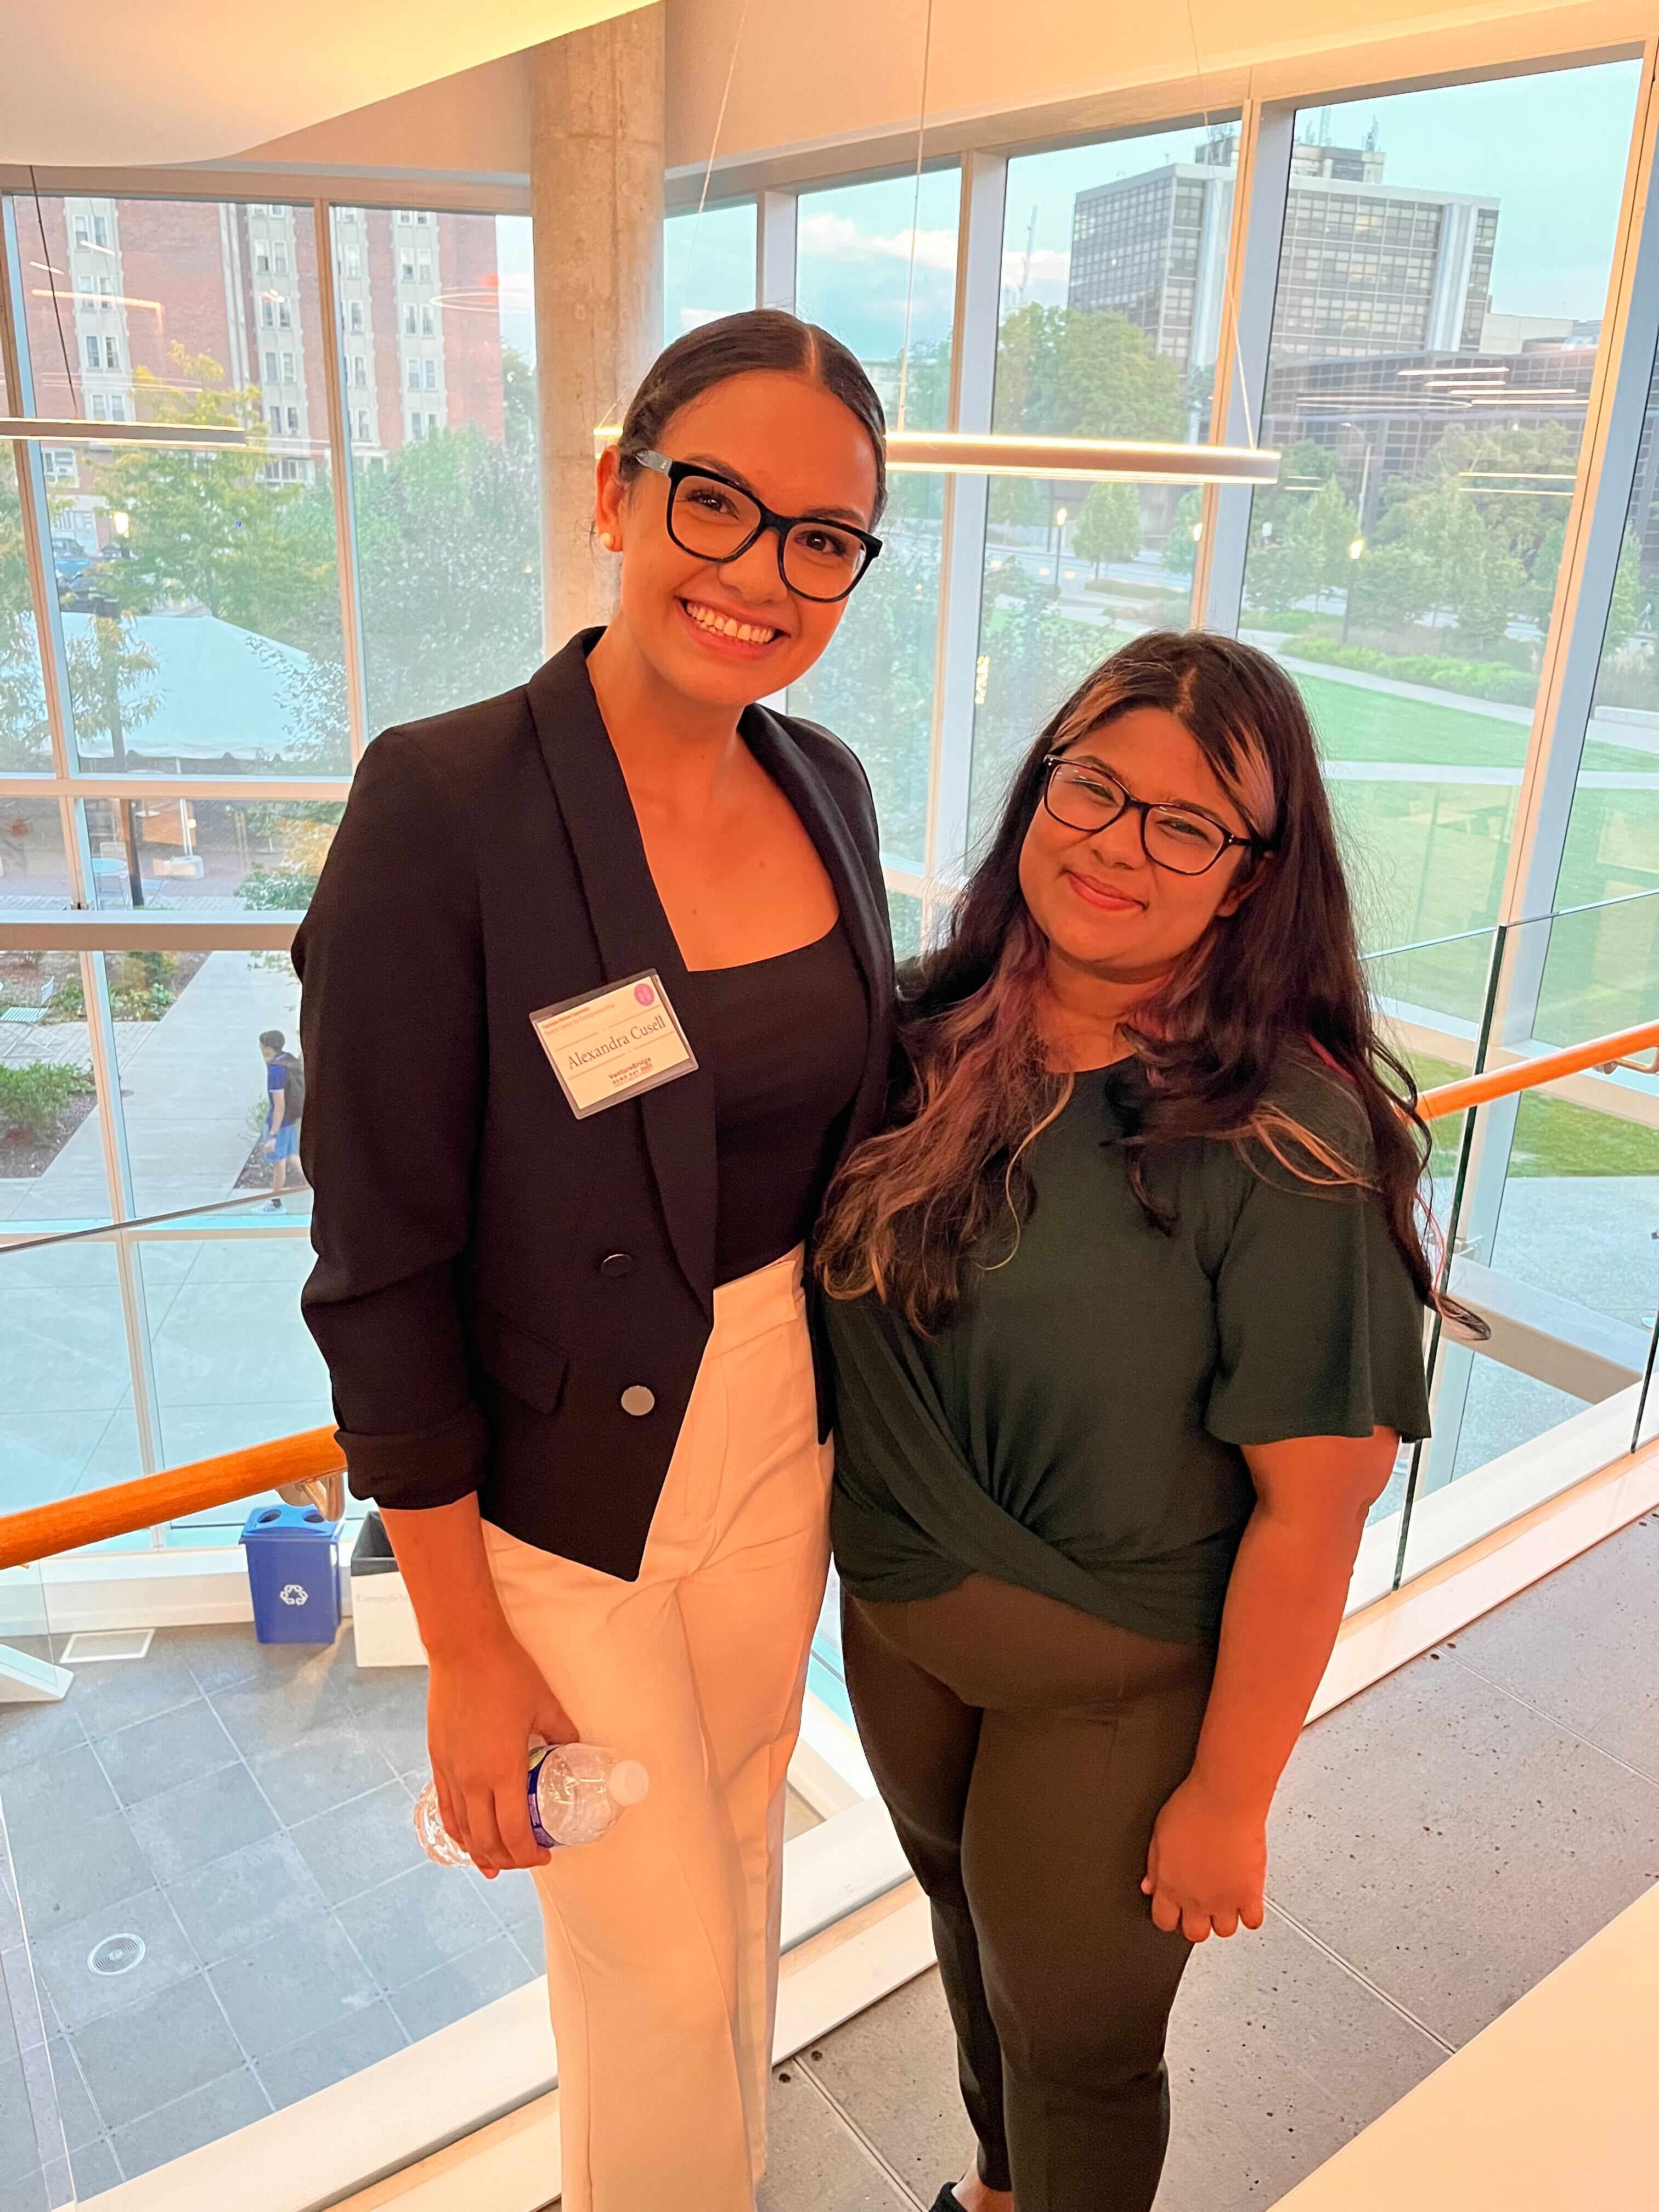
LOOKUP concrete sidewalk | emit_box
[1,953,301,1224]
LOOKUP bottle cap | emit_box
[607,1758,651,1808]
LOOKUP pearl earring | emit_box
[599,532,617,551]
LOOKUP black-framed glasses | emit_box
[633,449,882,602]
[1041,755,1268,877]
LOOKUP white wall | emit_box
[234,0,1650,188]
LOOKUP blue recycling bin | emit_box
[240,1504,345,1644]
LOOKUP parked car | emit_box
[51,535,94,594]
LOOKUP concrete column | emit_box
[530,5,665,649]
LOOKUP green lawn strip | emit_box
[1292,673,1527,769]
[1290,670,1658,776]
[1407,1051,1659,1178]
[1582,740,1659,774]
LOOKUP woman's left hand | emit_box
[1141,1776,1267,1942]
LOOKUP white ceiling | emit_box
[0,1,646,169]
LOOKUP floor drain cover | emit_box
[88,1933,145,1976]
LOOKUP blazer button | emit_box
[599,1251,635,1278]
[620,1385,655,1418]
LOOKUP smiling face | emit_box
[1017,702,1267,996]
[594,369,881,712]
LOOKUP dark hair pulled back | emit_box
[615,308,888,522]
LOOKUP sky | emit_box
[494,214,536,365]
[658,57,1642,370]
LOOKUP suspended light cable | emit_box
[895,0,936,433]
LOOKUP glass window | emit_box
[969,121,1239,844]
[1,449,52,773]
[0,958,112,1228]
[0,801,71,907]
[140,1232,331,1477]
[0,1240,140,1504]
[1237,64,1642,1007]
[79,795,342,915]
[789,169,961,870]
[662,200,757,345]
[20,194,352,778]
[332,208,543,734]
[109,953,312,1220]
[1554,323,1659,1023]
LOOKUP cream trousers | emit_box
[483,1246,831,2212]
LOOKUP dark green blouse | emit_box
[826,1056,1432,1647]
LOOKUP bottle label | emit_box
[526,1745,558,1850]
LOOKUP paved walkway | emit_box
[0,953,300,1225]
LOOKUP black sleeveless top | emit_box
[677,920,869,1285]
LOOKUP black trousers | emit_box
[841,1576,1216,2211]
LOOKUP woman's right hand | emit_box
[426,1627,578,1876]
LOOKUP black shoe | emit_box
[929,2192,964,2212]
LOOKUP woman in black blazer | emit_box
[294,310,894,2211]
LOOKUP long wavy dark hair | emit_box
[817,629,1460,1335]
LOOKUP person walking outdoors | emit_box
[293,310,894,2211]
[257,1029,304,1210]
[815,631,1454,2212]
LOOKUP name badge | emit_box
[530,970,698,1120]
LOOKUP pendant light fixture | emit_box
[593,424,1277,485]
[619,0,1278,491]
[2,417,247,449]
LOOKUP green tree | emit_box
[96,346,340,659]
[353,423,541,733]
[0,463,50,770]
[1406,478,1527,652]
[500,346,537,457]
[66,616,160,763]
[787,538,941,863]
[1244,442,1338,612]
[992,305,1185,441]
[969,557,1110,846]
[1605,525,1646,655]
[1071,482,1141,577]
[1163,488,1204,579]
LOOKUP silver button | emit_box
[620,1385,656,1418]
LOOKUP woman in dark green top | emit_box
[815,633,1453,2212]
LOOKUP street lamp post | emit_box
[1053,505,1068,590]
[1341,538,1365,645]
[89,591,145,909]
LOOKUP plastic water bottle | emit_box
[413,1743,650,1864]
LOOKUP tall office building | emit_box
[1066,134,1499,380]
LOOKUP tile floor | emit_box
[2,1508,1655,2206]
[0,1623,544,2194]
[755,1508,1659,2210]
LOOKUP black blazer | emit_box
[294,630,895,1577]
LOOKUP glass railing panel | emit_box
[1531,885,1659,1052]
[1363,922,1499,1053]
[108,949,313,1221]
[138,1226,333,1541]
[1635,1310,1659,1454]
[1400,907,1659,1580]
[0,802,71,910]
[0,1234,145,1519]
[0,963,115,1233]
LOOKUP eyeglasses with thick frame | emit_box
[1040,754,1271,878]
[631,449,883,603]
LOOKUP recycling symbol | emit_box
[279,1582,310,1607]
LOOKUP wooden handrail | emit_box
[1418,1018,1659,1122]
[0,1016,1652,1577]
[0,1426,344,1573]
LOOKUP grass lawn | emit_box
[1292,669,1659,776]
[1412,1052,1659,1178]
